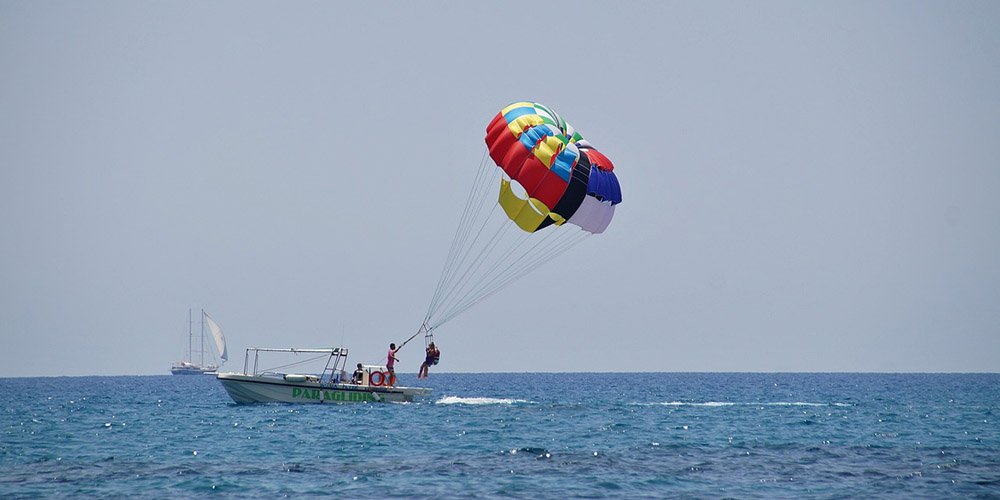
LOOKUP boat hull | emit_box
[216,373,430,404]
[171,365,217,375]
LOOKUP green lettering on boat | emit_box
[348,392,373,402]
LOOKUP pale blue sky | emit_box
[2,1,999,376]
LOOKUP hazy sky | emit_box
[2,1,999,376]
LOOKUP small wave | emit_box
[436,396,531,405]
[648,401,852,407]
[658,402,735,407]
[764,402,853,407]
[507,447,550,456]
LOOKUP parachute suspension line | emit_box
[427,219,524,327]
[427,153,499,320]
[426,210,515,324]
[425,151,499,324]
[425,150,492,319]
[436,224,550,319]
[463,226,582,307]
[426,169,512,324]
[426,200,503,323]
[440,151,492,279]
[456,223,532,299]
[433,228,587,329]
[434,230,591,327]
[450,230,588,323]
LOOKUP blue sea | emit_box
[2,373,998,498]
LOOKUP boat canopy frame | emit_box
[240,347,350,385]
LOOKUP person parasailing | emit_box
[418,342,440,379]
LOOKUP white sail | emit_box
[204,312,228,361]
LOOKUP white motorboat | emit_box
[171,309,228,375]
[216,347,431,404]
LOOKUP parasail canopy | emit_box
[418,101,623,337]
[485,102,622,234]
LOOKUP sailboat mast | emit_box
[200,309,206,367]
[188,308,193,363]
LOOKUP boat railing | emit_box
[240,347,350,386]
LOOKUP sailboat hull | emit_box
[217,373,431,404]
[171,365,217,375]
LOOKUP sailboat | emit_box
[170,309,228,375]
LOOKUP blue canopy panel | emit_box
[586,168,622,204]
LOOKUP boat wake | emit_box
[436,396,532,405]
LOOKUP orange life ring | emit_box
[370,370,385,386]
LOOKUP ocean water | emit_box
[2,373,998,498]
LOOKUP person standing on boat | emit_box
[386,343,398,386]
[418,342,440,379]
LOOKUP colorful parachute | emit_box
[418,101,623,334]
[485,102,622,233]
